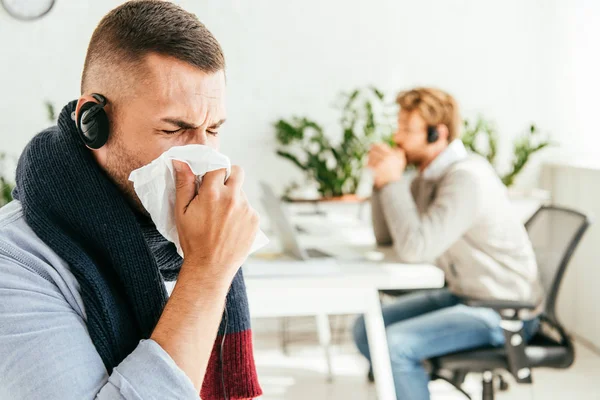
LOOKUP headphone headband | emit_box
[91,93,107,106]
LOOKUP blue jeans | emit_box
[352,289,540,400]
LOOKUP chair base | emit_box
[367,368,374,383]
[482,371,495,400]
[431,370,516,400]
[498,374,510,391]
[431,373,472,399]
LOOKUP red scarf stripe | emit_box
[201,329,262,399]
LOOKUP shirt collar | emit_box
[421,139,468,180]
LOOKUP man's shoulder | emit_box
[0,201,70,283]
[0,201,46,254]
[444,154,500,184]
[0,201,25,229]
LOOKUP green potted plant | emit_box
[45,100,57,123]
[274,87,394,201]
[0,153,14,208]
[461,115,498,165]
[462,115,552,187]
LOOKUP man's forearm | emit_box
[150,262,230,391]
[377,180,426,261]
[371,190,393,245]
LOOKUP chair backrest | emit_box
[525,206,590,325]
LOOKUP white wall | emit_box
[566,1,600,159]
[0,0,563,205]
[542,163,600,349]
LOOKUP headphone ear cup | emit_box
[427,126,439,143]
[77,103,110,149]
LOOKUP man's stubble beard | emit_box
[103,137,149,216]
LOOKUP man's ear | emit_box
[437,124,450,142]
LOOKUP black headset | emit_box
[427,125,439,143]
[76,93,110,149]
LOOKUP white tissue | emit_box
[129,145,269,258]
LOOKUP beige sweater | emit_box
[372,146,544,316]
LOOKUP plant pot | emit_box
[318,194,368,203]
[285,194,368,204]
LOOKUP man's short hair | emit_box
[81,0,225,94]
[396,88,461,141]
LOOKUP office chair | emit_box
[429,205,591,400]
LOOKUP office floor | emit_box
[253,316,600,400]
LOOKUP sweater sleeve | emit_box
[377,170,482,263]
[0,252,199,400]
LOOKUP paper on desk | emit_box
[129,144,269,257]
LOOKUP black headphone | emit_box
[76,93,110,149]
[427,125,439,143]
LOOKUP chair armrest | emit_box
[464,298,538,321]
[464,299,537,311]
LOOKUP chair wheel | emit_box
[498,375,509,391]
[367,369,375,383]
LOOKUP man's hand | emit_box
[368,143,407,189]
[173,160,260,288]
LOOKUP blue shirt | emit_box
[0,201,199,399]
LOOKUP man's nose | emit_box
[188,129,208,145]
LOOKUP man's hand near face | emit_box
[173,162,259,286]
[368,143,408,189]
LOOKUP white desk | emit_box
[244,247,444,400]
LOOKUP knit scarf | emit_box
[13,101,261,399]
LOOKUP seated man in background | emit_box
[353,87,544,400]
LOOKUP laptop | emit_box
[259,182,368,261]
